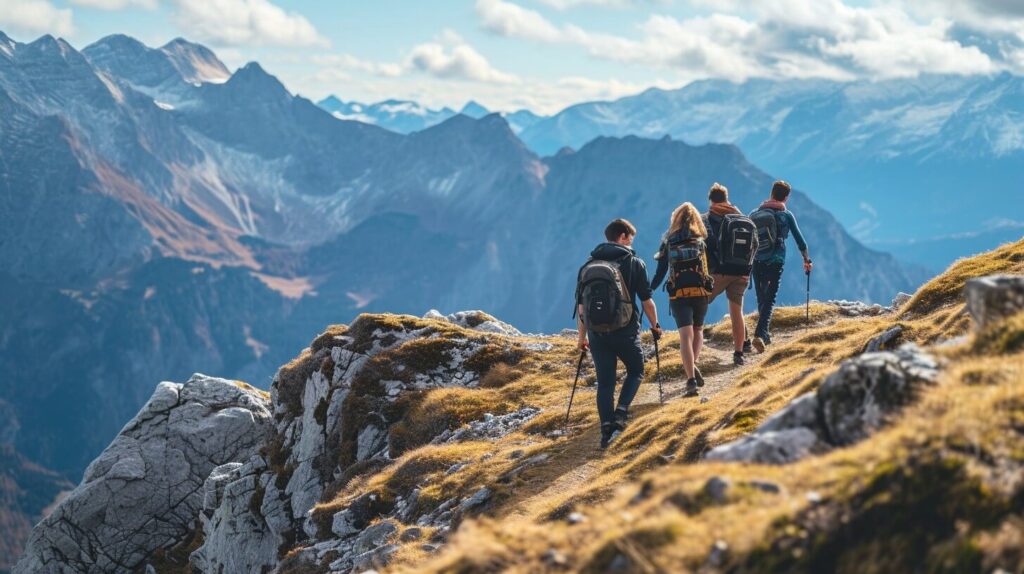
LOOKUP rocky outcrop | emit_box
[706,345,939,464]
[423,309,524,337]
[189,457,279,573]
[966,274,1024,328]
[827,299,892,317]
[431,407,542,444]
[184,313,530,572]
[14,375,271,574]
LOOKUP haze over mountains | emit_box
[0,29,956,567]
[317,95,545,135]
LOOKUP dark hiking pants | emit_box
[753,259,784,341]
[588,325,644,426]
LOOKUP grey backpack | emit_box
[751,208,781,257]
[574,257,633,332]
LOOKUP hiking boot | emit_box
[600,422,614,449]
[743,339,753,354]
[733,351,745,366]
[694,366,705,387]
[752,337,766,353]
[684,379,699,397]
[612,408,629,432]
[763,332,773,345]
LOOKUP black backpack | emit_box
[574,256,633,332]
[665,232,712,299]
[715,214,757,275]
[751,208,781,258]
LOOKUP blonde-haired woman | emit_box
[650,202,713,397]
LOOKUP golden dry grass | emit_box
[280,239,1024,573]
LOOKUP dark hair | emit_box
[604,218,637,241]
[771,180,792,201]
[708,182,728,203]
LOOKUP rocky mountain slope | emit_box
[519,76,1024,269]
[0,30,925,566]
[15,238,1024,572]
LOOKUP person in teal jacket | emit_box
[750,181,812,351]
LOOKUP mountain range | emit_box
[317,95,545,135]
[0,31,924,568]
[515,76,1024,270]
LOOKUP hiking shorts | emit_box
[709,273,749,305]
[669,296,709,329]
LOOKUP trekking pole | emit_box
[805,266,812,326]
[565,349,587,432]
[654,334,663,404]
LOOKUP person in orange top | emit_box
[651,202,712,397]
[701,183,758,366]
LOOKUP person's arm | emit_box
[787,212,812,271]
[649,244,668,292]
[635,258,662,338]
[786,212,808,257]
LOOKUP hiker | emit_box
[651,202,713,398]
[749,180,812,352]
[576,218,663,449]
[701,183,758,366]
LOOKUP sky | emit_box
[0,0,1022,114]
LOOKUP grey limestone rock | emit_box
[706,345,938,464]
[190,457,278,573]
[965,274,1024,328]
[818,345,939,445]
[705,428,825,464]
[14,374,272,574]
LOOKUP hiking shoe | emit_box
[600,423,614,449]
[733,351,745,366]
[694,366,705,387]
[684,379,699,397]
[612,408,629,432]
[763,332,773,345]
[752,337,766,353]
[743,339,753,354]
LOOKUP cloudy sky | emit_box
[0,0,1020,113]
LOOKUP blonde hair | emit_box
[667,202,707,238]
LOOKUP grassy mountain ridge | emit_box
[267,238,1024,573]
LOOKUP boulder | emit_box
[891,292,913,309]
[706,345,938,464]
[705,428,825,464]
[14,375,272,574]
[965,274,1024,329]
[862,325,904,353]
[818,345,939,445]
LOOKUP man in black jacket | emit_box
[577,219,663,449]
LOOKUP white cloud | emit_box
[312,53,404,78]
[534,0,630,8]
[477,0,1002,82]
[0,0,74,36]
[312,31,519,86]
[408,38,520,84]
[477,0,562,42]
[171,0,328,48]
[70,0,156,10]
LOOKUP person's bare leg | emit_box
[692,325,703,361]
[729,300,745,353]
[678,327,694,379]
